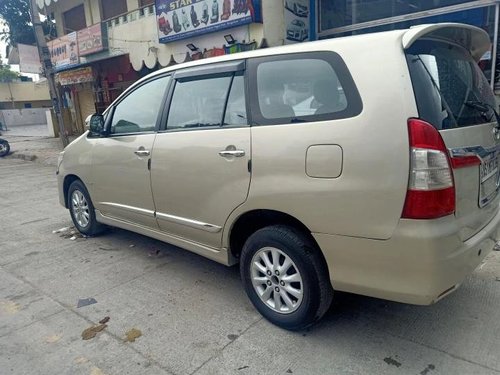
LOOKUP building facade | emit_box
[0,81,51,110]
[35,0,500,133]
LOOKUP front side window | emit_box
[224,75,247,126]
[167,73,247,130]
[250,52,362,125]
[110,76,170,134]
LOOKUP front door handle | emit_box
[219,150,245,157]
[134,147,150,157]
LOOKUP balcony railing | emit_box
[106,5,155,29]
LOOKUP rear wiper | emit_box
[465,101,500,130]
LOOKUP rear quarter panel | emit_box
[225,34,418,243]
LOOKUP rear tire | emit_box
[68,180,105,236]
[0,139,10,157]
[240,225,333,330]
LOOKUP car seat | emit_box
[201,2,209,24]
[191,5,200,27]
[260,80,295,119]
[313,80,341,115]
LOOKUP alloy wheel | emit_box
[71,190,90,228]
[250,247,303,314]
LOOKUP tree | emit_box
[0,57,19,82]
[0,0,36,47]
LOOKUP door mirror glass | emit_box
[89,113,105,135]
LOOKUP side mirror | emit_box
[87,113,105,136]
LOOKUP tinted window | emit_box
[320,0,477,31]
[111,76,170,134]
[167,75,238,130]
[224,75,247,126]
[250,52,362,125]
[406,40,496,129]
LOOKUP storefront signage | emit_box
[47,32,79,69]
[77,24,108,56]
[57,67,94,86]
[155,0,262,43]
[284,0,310,44]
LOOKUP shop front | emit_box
[49,21,143,134]
[315,0,500,90]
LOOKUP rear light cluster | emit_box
[402,118,482,219]
[402,119,456,219]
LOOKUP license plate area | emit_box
[479,152,500,208]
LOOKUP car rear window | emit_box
[406,39,496,130]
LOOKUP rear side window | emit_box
[406,40,496,130]
[248,52,362,125]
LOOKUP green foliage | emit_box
[0,0,36,47]
[0,57,19,82]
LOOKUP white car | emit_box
[286,19,308,42]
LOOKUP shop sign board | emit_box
[77,24,108,56]
[18,44,43,74]
[284,0,310,44]
[47,32,79,69]
[57,67,94,86]
[155,0,262,43]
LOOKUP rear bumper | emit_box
[313,208,500,305]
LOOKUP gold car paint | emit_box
[58,24,500,306]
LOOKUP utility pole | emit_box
[29,0,69,147]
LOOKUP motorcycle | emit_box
[0,131,10,157]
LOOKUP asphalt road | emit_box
[1,158,499,375]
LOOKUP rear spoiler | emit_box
[402,23,491,62]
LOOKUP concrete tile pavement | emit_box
[0,134,77,166]
[1,159,500,375]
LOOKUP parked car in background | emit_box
[285,0,309,17]
[58,23,500,330]
[286,19,308,42]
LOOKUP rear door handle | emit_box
[219,150,245,157]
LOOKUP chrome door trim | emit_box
[155,212,222,233]
[449,144,499,160]
[99,202,155,217]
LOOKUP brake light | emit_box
[402,119,455,219]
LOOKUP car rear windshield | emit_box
[406,39,496,130]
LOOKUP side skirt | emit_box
[95,210,231,266]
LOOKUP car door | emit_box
[150,61,251,248]
[90,75,171,228]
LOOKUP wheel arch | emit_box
[228,209,327,268]
[63,174,82,208]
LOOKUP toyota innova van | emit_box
[57,23,500,330]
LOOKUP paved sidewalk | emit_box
[1,134,74,166]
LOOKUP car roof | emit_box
[122,23,489,97]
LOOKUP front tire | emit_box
[68,180,105,236]
[240,225,333,330]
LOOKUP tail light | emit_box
[402,119,455,219]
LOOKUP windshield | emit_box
[406,39,496,130]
